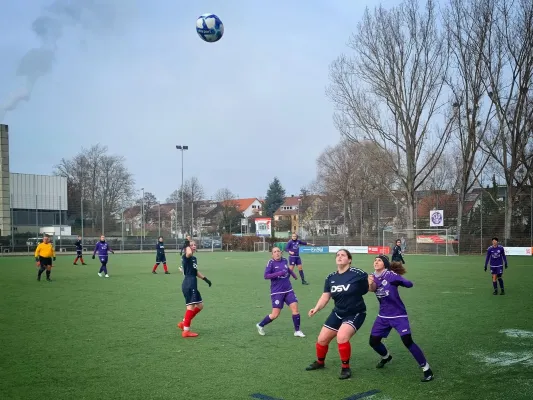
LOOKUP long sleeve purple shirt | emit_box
[372,270,413,318]
[264,257,297,295]
[286,239,307,256]
[93,241,112,257]
[484,245,507,268]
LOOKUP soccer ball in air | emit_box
[196,14,224,43]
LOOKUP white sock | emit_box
[382,352,390,359]
[422,363,430,371]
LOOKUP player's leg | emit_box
[491,271,498,294]
[287,292,304,337]
[162,256,169,274]
[45,264,52,281]
[296,257,308,285]
[73,253,79,265]
[306,312,339,371]
[369,317,393,367]
[99,257,109,277]
[497,272,505,295]
[37,258,46,281]
[335,313,367,379]
[80,252,86,265]
[256,295,283,335]
[152,260,160,274]
[181,287,202,337]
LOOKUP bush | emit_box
[221,234,280,251]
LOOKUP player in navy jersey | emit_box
[391,239,405,264]
[305,249,376,379]
[368,255,434,382]
[484,237,508,295]
[152,236,169,274]
[92,235,114,278]
[286,233,312,285]
[256,247,305,337]
[73,235,87,265]
[176,240,212,338]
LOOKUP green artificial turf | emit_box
[1,252,533,400]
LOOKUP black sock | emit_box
[46,270,51,279]
[38,267,45,278]
[492,281,497,290]
[498,278,504,290]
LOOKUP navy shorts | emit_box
[156,255,166,263]
[324,310,366,332]
[76,250,82,256]
[271,291,298,309]
[39,257,53,267]
[182,279,202,306]
[289,256,302,266]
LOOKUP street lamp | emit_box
[141,187,145,250]
[176,145,189,238]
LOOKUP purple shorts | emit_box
[289,256,302,266]
[490,266,503,275]
[370,316,411,338]
[271,291,298,309]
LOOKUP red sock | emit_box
[316,342,329,365]
[338,342,351,369]
[152,264,158,272]
[80,257,84,263]
[193,307,202,317]
[183,310,195,328]
[163,263,168,272]
[74,257,78,263]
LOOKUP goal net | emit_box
[254,240,269,252]
[382,228,457,256]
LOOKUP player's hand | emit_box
[203,277,212,287]
[505,264,508,269]
[36,262,40,267]
[111,251,115,254]
[92,255,95,259]
[53,257,56,261]
[484,267,487,272]
[308,308,318,317]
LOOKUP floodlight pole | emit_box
[176,145,189,238]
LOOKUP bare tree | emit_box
[166,177,205,234]
[214,188,242,234]
[327,0,453,235]
[315,139,396,236]
[482,0,533,242]
[444,0,497,245]
[54,144,134,233]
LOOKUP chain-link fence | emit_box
[2,186,531,255]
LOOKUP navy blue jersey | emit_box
[156,242,165,255]
[391,245,405,263]
[324,267,369,317]
[182,254,198,277]
[75,240,82,251]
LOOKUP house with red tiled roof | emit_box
[221,198,262,218]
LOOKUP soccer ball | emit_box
[196,14,224,43]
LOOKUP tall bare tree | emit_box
[444,0,497,245]
[214,188,242,234]
[166,177,205,234]
[327,0,453,235]
[482,0,533,242]
[315,139,396,236]
[54,144,134,233]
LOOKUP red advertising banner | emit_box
[368,246,390,255]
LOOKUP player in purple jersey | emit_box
[368,255,434,382]
[305,249,376,380]
[286,233,312,285]
[484,237,508,295]
[92,235,114,278]
[256,247,305,337]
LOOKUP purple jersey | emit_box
[264,257,297,295]
[484,245,507,268]
[93,241,112,257]
[286,239,307,257]
[372,270,413,318]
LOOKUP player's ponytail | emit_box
[390,261,406,275]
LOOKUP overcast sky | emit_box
[0,0,402,201]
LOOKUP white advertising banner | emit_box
[328,245,368,254]
[503,247,532,256]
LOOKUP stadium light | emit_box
[141,187,145,250]
[176,145,189,238]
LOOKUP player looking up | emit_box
[256,247,305,338]
[152,236,169,274]
[35,235,56,281]
[92,235,114,278]
[484,237,508,295]
[391,239,405,264]
[286,233,312,285]
[73,235,86,265]
[305,249,375,380]
[177,240,212,338]
[368,255,434,382]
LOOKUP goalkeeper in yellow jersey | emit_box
[35,236,56,281]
